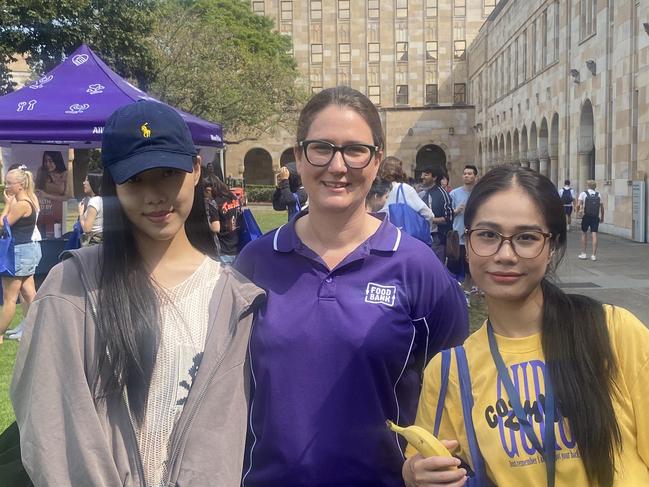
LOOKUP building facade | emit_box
[468,0,649,239]
[229,0,503,186]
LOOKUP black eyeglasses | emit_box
[466,228,553,259]
[299,140,379,169]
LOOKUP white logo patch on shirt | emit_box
[365,282,396,307]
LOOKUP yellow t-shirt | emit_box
[407,305,649,487]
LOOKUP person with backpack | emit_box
[420,167,454,263]
[401,166,649,487]
[577,179,604,261]
[558,179,575,231]
[235,86,468,486]
[379,156,435,244]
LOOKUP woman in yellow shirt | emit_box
[402,166,649,487]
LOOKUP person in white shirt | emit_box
[379,156,434,222]
[558,179,576,231]
[576,179,605,261]
[78,171,104,245]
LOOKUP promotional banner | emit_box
[9,143,69,238]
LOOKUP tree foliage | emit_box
[0,0,158,93]
[148,0,307,140]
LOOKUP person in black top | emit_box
[272,161,308,220]
[0,166,42,344]
[420,166,454,263]
[205,178,243,264]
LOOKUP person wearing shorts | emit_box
[0,166,42,344]
[577,179,604,261]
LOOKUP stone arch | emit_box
[243,147,274,185]
[550,113,560,184]
[415,144,447,180]
[579,100,595,188]
[280,147,295,166]
[538,117,549,177]
[520,125,528,167]
[493,136,499,166]
[529,122,538,171]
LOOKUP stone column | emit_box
[550,156,559,185]
[578,151,591,193]
[530,158,540,172]
[539,157,550,177]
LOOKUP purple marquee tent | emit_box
[0,44,223,148]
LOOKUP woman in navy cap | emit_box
[235,86,468,486]
[11,101,264,487]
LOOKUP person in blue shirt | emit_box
[448,164,478,291]
[235,86,469,487]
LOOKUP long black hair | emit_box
[464,166,620,487]
[86,170,103,196]
[95,162,217,423]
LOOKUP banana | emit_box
[386,420,454,459]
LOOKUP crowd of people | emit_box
[1,90,647,487]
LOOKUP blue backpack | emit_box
[434,347,495,486]
[0,217,15,276]
[388,184,432,245]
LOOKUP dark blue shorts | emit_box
[564,205,573,216]
[581,215,600,233]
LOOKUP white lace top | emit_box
[136,257,221,487]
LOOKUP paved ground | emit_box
[556,228,649,323]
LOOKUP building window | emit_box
[396,42,408,62]
[531,21,537,75]
[310,0,322,20]
[426,0,438,17]
[338,0,350,19]
[425,84,438,105]
[368,0,379,18]
[369,85,381,105]
[541,10,548,67]
[396,85,409,105]
[339,43,351,63]
[426,41,438,62]
[580,0,596,40]
[454,0,466,17]
[483,0,497,16]
[521,30,527,81]
[454,40,466,61]
[280,1,292,20]
[396,0,408,18]
[454,83,466,104]
[311,44,323,64]
[311,86,322,94]
[368,42,380,63]
[252,1,265,15]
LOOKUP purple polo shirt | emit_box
[235,213,468,486]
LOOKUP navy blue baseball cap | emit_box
[101,100,197,184]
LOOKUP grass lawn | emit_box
[0,207,488,433]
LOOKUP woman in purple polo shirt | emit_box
[235,86,468,486]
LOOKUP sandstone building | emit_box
[468,0,649,239]
[229,0,504,186]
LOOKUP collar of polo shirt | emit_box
[272,210,402,253]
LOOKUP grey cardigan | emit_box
[11,246,264,487]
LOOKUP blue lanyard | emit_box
[487,320,556,487]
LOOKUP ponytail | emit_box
[7,167,39,209]
[541,279,621,487]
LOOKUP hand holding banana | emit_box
[387,420,468,487]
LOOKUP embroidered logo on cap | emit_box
[365,282,396,307]
[141,122,151,138]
